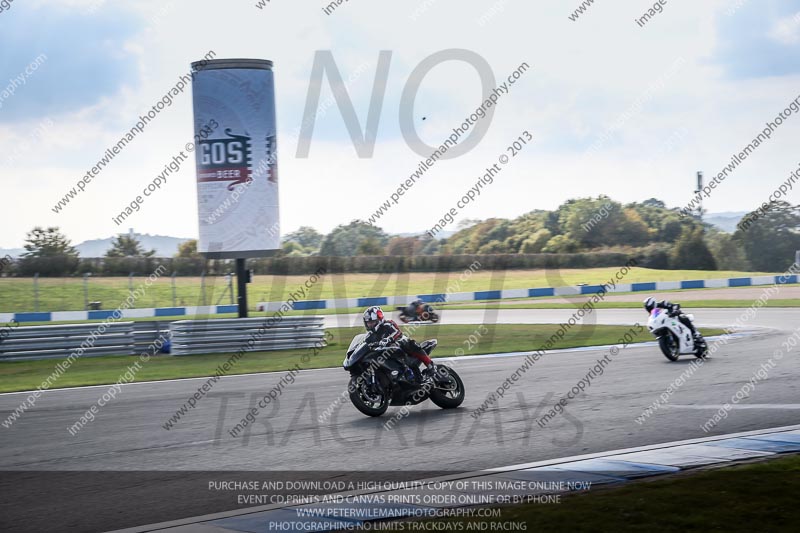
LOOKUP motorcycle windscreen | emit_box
[347,343,372,366]
[347,334,367,355]
[420,339,438,354]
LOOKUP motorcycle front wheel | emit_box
[429,366,465,409]
[658,334,680,362]
[348,374,390,417]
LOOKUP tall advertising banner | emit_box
[191,59,279,258]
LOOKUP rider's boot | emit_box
[693,331,703,347]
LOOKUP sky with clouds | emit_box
[1,0,799,249]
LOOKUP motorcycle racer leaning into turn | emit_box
[644,297,701,346]
[362,306,442,382]
[404,298,425,318]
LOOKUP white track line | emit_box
[668,404,800,410]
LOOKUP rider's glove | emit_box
[378,338,392,348]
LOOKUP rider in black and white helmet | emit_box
[362,306,440,381]
[644,297,701,343]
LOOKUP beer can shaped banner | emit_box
[191,58,279,258]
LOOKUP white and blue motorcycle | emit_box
[647,308,708,361]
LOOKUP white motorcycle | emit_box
[647,308,708,361]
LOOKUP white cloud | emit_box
[769,12,800,45]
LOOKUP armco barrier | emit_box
[0,304,238,324]
[132,321,171,353]
[169,316,326,356]
[0,322,135,361]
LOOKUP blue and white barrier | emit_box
[256,274,797,311]
[1,275,796,324]
[0,305,239,324]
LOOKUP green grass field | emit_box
[0,268,781,313]
[391,455,800,531]
[447,299,800,310]
[0,324,724,392]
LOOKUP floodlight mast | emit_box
[694,171,705,222]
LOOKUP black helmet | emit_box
[644,297,656,313]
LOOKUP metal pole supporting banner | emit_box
[236,258,248,318]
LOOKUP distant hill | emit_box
[75,233,192,258]
[0,248,25,259]
[705,212,747,233]
[1,233,192,259]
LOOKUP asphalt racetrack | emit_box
[1,308,798,531]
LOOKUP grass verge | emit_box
[0,324,723,393]
[0,267,781,313]
[446,299,800,310]
[391,454,800,532]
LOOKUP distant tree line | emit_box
[4,197,798,276]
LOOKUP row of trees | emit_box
[281,197,798,272]
[6,197,799,276]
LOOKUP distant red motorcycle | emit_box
[396,301,440,324]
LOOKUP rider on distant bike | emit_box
[404,299,425,319]
[644,297,701,345]
[363,306,440,381]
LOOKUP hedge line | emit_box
[3,252,652,277]
[249,253,638,275]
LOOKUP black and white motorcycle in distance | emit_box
[343,334,465,417]
[647,308,708,361]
